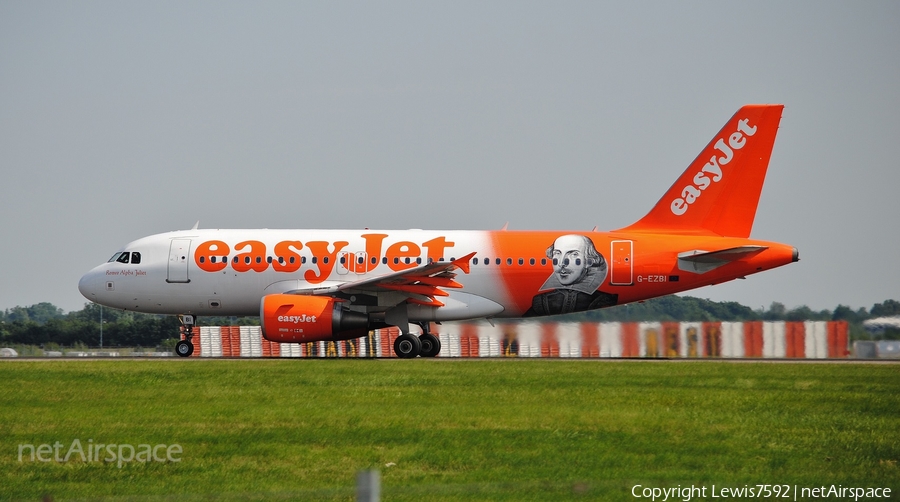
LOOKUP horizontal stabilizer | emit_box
[677,245,767,274]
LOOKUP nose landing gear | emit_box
[175,314,195,357]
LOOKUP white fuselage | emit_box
[78,228,533,320]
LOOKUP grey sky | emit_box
[1,1,898,314]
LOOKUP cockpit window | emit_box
[108,251,142,264]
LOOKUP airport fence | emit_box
[180,320,851,359]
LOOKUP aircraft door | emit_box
[338,252,368,275]
[610,240,633,285]
[355,252,367,275]
[337,252,350,275]
[167,239,192,283]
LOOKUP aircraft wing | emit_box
[284,252,476,307]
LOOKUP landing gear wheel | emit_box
[175,340,194,357]
[394,333,422,359]
[177,314,196,357]
[418,333,441,358]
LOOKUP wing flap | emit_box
[282,252,477,307]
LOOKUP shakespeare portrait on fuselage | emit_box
[79,104,798,358]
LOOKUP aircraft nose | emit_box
[78,268,100,301]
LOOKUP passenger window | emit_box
[301,256,306,263]
[483,257,489,266]
[518,258,524,265]
[507,258,512,265]
[530,258,535,265]
[340,256,346,264]
[495,258,501,265]
[323,257,329,264]
[289,257,295,264]
[211,256,217,264]
[473,258,479,265]
[131,252,141,264]
[116,253,130,264]
[312,257,318,264]
[371,257,377,264]
[267,257,273,264]
[541,258,547,266]
[382,257,388,264]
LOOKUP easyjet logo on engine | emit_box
[277,314,317,323]
[193,233,455,284]
[670,118,758,216]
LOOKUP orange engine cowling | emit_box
[260,294,369,343]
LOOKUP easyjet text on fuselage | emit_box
[193,233,456,284]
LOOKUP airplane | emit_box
[78,104,797,358]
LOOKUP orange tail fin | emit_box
[617,104,784,238]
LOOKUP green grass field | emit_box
[1,359,898,501]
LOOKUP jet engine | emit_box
[260,294,369,343]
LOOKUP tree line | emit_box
[1,297,898,349]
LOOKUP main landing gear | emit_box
[392,322,441,359]
[418,329,441,358]
[393,333,420,359]
[175,314,195,357]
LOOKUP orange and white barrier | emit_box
[180,321,850,359]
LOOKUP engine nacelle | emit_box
[260,294,369,343]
